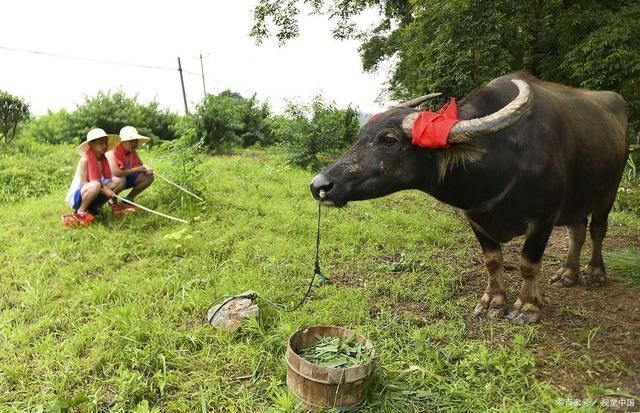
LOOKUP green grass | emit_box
[0,147,634,412]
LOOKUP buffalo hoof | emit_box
[506,300,540,323]
[550,266,578,288]
[473,293,507,319]
[582,265,606,287]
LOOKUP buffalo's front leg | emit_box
[507,220,552,323]
[471,224,507,319]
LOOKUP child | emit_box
[64,128,124,225]
[107,126,154,210]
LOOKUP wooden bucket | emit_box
[285,325,375,409]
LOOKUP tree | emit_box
[270,96,360,169]
[191,90,271,153]
[0,90,30,144]
[25,91,180,145]
[251,0,640,134]
[70,91,179,143]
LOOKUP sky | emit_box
[0,0,389,117]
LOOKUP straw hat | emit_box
[119,126,150,144]
[77,128,120,156]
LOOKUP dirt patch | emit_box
[470,226,640,400]
[362,225,640,401]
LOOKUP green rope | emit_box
[206,200,328,323]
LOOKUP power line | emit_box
[0,44,314,107]
[0,45,178,72]
[0,44,212,79]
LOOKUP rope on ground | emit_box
[205,200,328,324]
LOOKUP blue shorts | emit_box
[125,173,140,189]
[72,178,110,212]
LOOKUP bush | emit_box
[191,90,271,154]
[616,155,640,215]
[24,91,180,146]
[152,131,207,206]
[0,90,30,144]
[21,109,76,145]
[0,138,76,204]
[271,96,360,170]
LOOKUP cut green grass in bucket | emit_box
[299,334,373,368]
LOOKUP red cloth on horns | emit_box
[113,143,140,169]
[85,148,112,182]
[411,98,460,149]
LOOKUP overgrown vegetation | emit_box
[1,146,638,411]
[270,96,360,169]
[251,0,640,134]
[616,155,640,215]
[22,91,179,145]
[0,90,30,144]
[189,90,271,154]
[14,89,359,171]
[605,249,640,283]
[0,138,75,204]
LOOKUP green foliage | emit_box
[251,0,640,134]
[69,91,180,144]
[20,109,76,145]
[0,138,76,204]
[616,155,640,215]
[23,91,180,146]
[0,90,30,144]
[190,90,271,154]
[299,333,372,367]
[1,148,638,411]
[271,96,360,170]
[605,249,640,283]
[560,3,640,134]
[153,132,207,205]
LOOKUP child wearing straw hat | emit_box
[106,126,155,212]
[63,128,125,226]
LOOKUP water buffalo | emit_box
[310,72,629,323]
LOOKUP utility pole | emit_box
[199,53,207,97]
[177,57,189,115]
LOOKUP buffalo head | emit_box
[310,79,532,206]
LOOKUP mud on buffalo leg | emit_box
[471,224,507,319]
[550,219,587,287]
[508,220,553,323]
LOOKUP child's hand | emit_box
[142,165,154,175]
[103,187,116,199]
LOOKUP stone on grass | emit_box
[206,290,259,331]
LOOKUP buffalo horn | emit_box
[397,92,442,108]
[447,79,532,143]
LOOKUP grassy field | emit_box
[1,145,638,412]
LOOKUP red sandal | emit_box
[61,212,95,228]
[110,203,137,216]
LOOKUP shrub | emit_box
[152,131,207,206]
[191,90,271,154]
[0,138,76,204]
[616,155,640,215]
[271,96,360,170]
[24,91,180,145]
[0,90,30,144]
[21,109,76,145]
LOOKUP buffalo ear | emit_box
[397,93,442,108]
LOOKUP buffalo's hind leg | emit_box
[550,219,587,287]
[471,224,507,319]
[584,213,611,286]
[508,220,553,323]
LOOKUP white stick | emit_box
[114,194,188,224]
[153,172,204,201]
